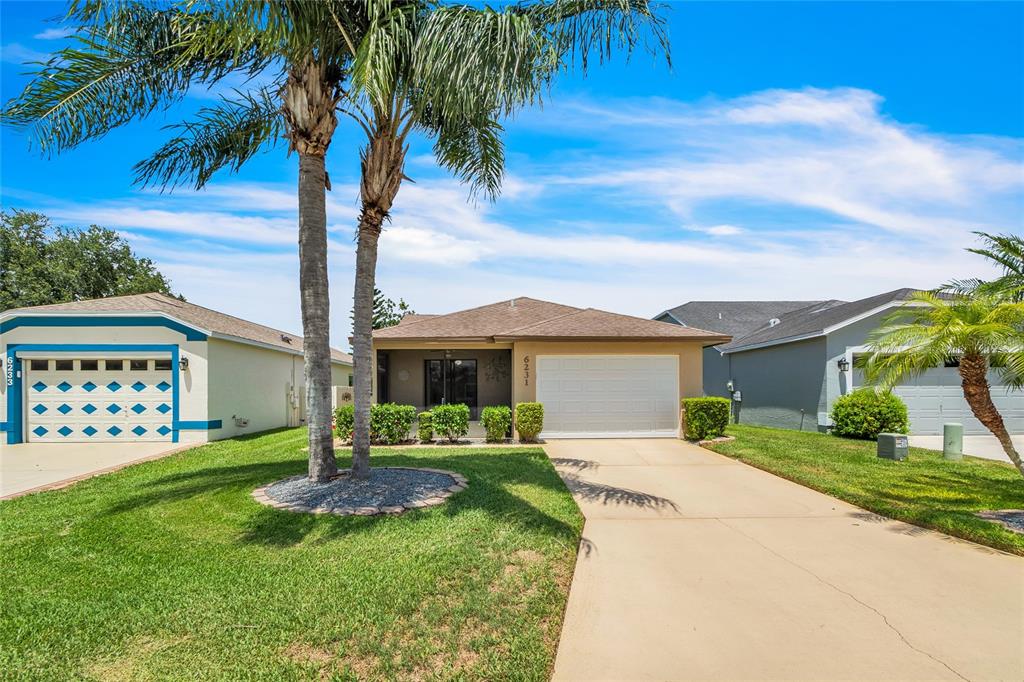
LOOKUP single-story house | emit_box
[658,288,1024,435]
[1,293,352,445]
[372,297,730,438]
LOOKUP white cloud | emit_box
[1,43,48,64]
[33,27,74,40]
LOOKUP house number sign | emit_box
[5,354,13,387]
[523,355,530,386]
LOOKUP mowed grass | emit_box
[0,428,583,680]
[706,424,1024,555]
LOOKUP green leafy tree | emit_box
[1,210,179,310]
[3,1,366,482]
[371,288,414,329]
[861,292,1024,477]
[944,231,1024,302]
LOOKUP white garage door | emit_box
[536,355,679,438]
[26,358,174,442]
[854,366,1024,436]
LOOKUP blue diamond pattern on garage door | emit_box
[25,359,173,442]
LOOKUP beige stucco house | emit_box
[372,297,729,438]
[1,293,352,445]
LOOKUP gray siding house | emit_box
[657,289,1024,436]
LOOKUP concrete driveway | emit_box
[546,439,1023,681]
[910,433,1023,464]
[0,441,190,499]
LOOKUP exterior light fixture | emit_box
[837,357,850,372]
[179,356,190,372]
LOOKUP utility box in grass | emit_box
[877,433,909,461]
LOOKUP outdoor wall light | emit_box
[179,356,190,372]
[837,357,850,372]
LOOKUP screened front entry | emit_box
[425,359,478,416]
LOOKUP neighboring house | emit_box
[655,300,825,398]
[372,297,729,438]
[661,288,1024,435]
[1,293,352,445]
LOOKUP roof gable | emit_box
[661,300,829,336]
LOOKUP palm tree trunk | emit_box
[350,212,382,479]
[959,353,1024,477]
[298,152,337,482]
[351,123,407,479]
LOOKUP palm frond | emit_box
[431,116,506,201]
[134,87,283,190]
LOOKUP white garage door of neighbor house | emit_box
[854,366,1024,436]
[25,358,174,442]
[536,355,679,438]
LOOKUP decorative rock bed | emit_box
[251,467,468,516]
[976,510,1024,535]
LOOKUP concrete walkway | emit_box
[910,433,1022,464]
[0,442,191,499]
[546,439,1023,681]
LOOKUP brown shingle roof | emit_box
[3,293,352,364]
[373,297,729,343]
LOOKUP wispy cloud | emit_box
[33,27,74,40]
[1,43,48,64]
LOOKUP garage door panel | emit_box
[26,360,173,442]
[537,355,678,438]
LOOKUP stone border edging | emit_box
[251,467,468,517]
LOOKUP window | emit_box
[348,374,354,387]
[55,360,73,371]
[154,359,172,371]
[130,359,149,371]
[80,360,99,371]
[944,357,961,368]
[105,360,125,371]
[30,360,48,371]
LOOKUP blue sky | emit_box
[2,1,1023,349]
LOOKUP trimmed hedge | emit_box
[830,390,909,440]
[515,402,544,442]
[417,411,433,443]
[480,405,512,443]
[432,403,470,442]
[333,403,416,445]
[682,397,730,440]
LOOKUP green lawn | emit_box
[0,429,583,680]
[706,424,1024,555]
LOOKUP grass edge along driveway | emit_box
[706,424,1024,555]
[0,428,583,680]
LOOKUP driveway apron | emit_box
[545,439,1023,682]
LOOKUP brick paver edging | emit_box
[250,467,468,516]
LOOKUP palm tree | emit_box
[3,1,366,481]
[944,231,1024,302]
[861,292,1024,477]
[341,0,669,478]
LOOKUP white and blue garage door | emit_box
[536,355,679,438]
[25,357,173,442]
[854,366,1024,436]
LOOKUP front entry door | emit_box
[424,359,478,416]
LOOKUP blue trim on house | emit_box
[5,344,180,445]
[176,420,222,430]
[0,316,207,341]
[0,422,7,432]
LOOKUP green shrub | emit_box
[515,402,544,442]
[480,405,512,443]
[334,404,354,441]
[682,397,730,440]
[333,403,416,444]
[830,390,909,439]
[370,403,417,445]
[431,403,470,442]
[417,411,433,443]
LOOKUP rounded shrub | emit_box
[830,390,909,440]
[681,397,730,440]
[431,403,470,442]
[334,404,355,441]
[370,403,417,445]
[515,402,544,442]
[480,405,512,443]
[417,411,433,443]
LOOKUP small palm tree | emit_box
[944,231,1024,302]
[861,292,1024,477]
[341,0,669,478]
[3,1,367,481]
